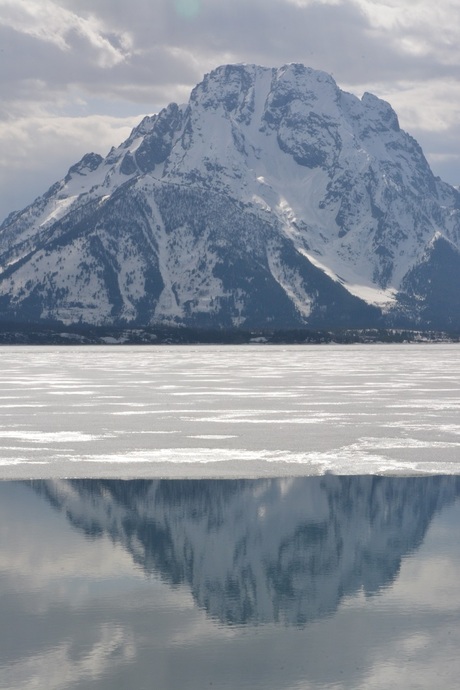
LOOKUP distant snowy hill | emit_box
[2,63,460,330]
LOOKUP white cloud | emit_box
[0,113,138,171]
[2,625,136,690]
[285,0,342,6]
[355,0,460,63]
[0,0,131,67]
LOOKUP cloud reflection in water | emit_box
[1,476,460,690]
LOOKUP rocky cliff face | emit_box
[2,64,460,329]
[30,476,460,627]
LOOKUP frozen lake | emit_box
[1,344,460,478]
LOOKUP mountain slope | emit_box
[1,63,459,329]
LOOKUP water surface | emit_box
[1,476,460,689]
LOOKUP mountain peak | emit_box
[65,152,104,183]
[0,63,459,330]
[361,91,400,131]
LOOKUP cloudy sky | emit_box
[1,0,460,222]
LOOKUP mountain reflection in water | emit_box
[29,475,460,627]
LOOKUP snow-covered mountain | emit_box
[2,63,460,329]
[30,476,460,626]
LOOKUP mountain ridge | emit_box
[2,63,460,330]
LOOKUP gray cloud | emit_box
[1,0,460,221]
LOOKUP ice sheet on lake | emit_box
[1,344,460,478]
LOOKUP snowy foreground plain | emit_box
[1,343,460,478]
